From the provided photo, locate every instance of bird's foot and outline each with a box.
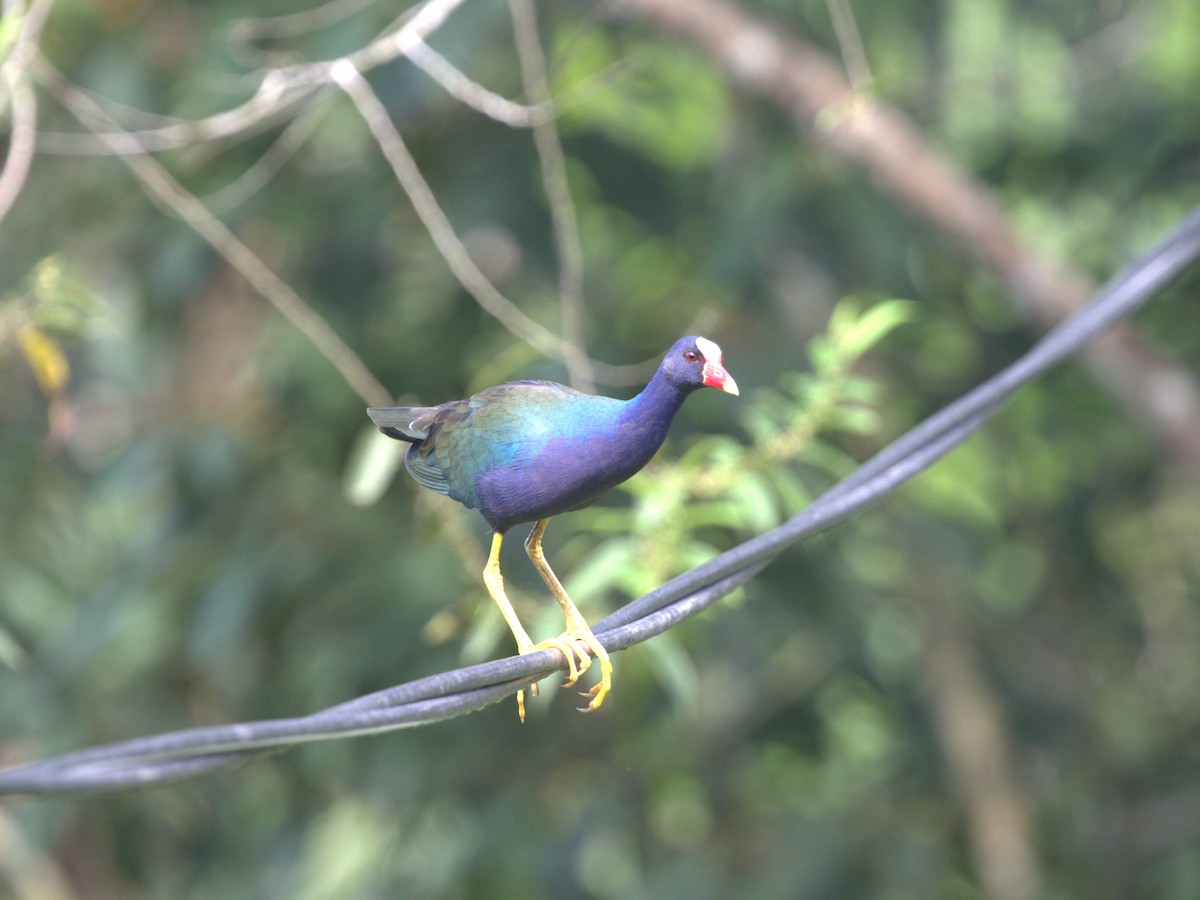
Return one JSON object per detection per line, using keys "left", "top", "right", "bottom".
{"left": 530, "top": 633, "right": 588, "bottom": 685}
{"left": 515, "top": 626, "right": 611, "bottom": 718}
{"left": 551, "top": 623, "right": 611, "bottom": 713}
{"left": 578, "top": 678, "right": 609, "bottom": 712}
{"left": 515, "top": 634, "right": 585, "bottom": 723}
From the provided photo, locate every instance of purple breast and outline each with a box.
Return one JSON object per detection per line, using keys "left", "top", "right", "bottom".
{"left": 474, "top": 432, "right": 652, "bottom": 533}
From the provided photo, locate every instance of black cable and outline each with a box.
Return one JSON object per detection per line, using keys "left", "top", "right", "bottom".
{"left": 0, "top": 564, "right": 765, "bottom": 794}
{"left": 3, "top": 203, "right": 1199, "bottom": 796}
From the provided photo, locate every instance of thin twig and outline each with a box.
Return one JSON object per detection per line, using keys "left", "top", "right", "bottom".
{"left": 201, "top": 97, "right": 331, "bottom": 215}
{"left": 225, "top": 0, "right": 544, "bottom": 128}
{"left": 0, "top": 0, "right": 56, "bottom": 224}
{"left": 0, "top": 80, "right": 35, "bottom": 225}
{"left": 508, "top": 0, "right": 594, "bottom": 392}
{"left": 824, "top": 0, "right": 872, "bottom": 93}
{"left": 407, "top": 37, "right": 548, "bottom": 127}
{"left": 616, "top": 0, "right": 1200, "bottom": 479}
{"left": 331, "top": 62, "right": 569, "bottom": 359}
{"left": 34, "top": 78, "right": 197, "bottom": 136}
{"left": 37, "top": 60, "right": 316, "bottom": 155}
{"left": 31, "top": 4, "right": 626, "bottom": 165}
{"left": 26, "top": 0, "right": 686, "bottom": 389}
{"left": 228, "top": 0, "right": 381, "bottom": 45}
{"left": 35, "top": 56, "right": 393, "bottom": 409}
{"left": 36, "top": 0, "right": 472, "bottom": 156}
{"left": 332, "top": 61, "right": 640, "bottom": 385}
{"left": 0, "top": 0, "right": 55, "bottom": 76}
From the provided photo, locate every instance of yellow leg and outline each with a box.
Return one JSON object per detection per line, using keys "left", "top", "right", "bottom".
{"left": 525, "top": 518, "right": 613, "bottom": 712}
{"left": 483, "top": 532, "right": 581, "bottom": 721}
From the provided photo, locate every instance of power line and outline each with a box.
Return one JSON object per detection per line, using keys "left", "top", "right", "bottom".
{"left": 4, "top": 202, "right": 1200, "bottom": 796}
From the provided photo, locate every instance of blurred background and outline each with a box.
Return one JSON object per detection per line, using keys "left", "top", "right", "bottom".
{"left": 2, "top": 0, "right": 1200, "bottom": 896}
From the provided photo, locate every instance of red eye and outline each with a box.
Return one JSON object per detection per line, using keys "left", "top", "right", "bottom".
{"left": 684, "top": 350, "right": 699, "bottom": 363}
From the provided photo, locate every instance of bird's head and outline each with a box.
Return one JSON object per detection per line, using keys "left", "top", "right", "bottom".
{"left": 664, "top": 336, "right": 739, "bottom": 396}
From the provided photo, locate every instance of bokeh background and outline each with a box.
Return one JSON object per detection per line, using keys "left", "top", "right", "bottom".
{"left": 3, "top": 0, "right": 1200, "bottom": 896}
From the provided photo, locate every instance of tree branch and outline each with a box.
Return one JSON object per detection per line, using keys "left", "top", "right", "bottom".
{"left": 331, "top": 61, "right": 646, "bottom": 386}
{"left": 35, "top": 56, "right": 394, "bottom": 409}
{"left": 0, "top": 79, "right": 35, "bottom": 225}
{"left": 509, "top": 0, "right": 594, "bottom": 391}
{"left": 614, "top": 0, "right": 1200, "bottom": 478}
{"left": 920, "top": 577, "right": 1042, "bottom": 900}
{"left": 0, "top": 0, "right": 55, "bottom": 225}
{"left": 36, "top": 0, "right": 472, "bottom": 156}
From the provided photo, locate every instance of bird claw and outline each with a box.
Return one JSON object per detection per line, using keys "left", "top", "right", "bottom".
{"left": 576, "top": 679, "right": 609, "bottom": 713}
{"left": 560, "top": 638, "right": 596, "bottom": 688}
{"left": 529, "top": 635, "right": 589, "bottom": 685}
{"left": 515, "top": 635, "right": 587, "bottom": 720}
{"left": 517, "top": 681, "right": 538, "bottom": 722}
{"left": 517, "top": 627, "right": 611, "bottom": 716}
{"left": 561, "top": 627, "right": 611, "bottom": 713}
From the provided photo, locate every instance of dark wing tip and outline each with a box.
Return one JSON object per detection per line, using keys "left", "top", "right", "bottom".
{"left": 367, "top": 407, "right": 428, "bottom": 443}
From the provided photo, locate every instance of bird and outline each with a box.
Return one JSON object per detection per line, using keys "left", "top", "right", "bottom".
{"left": 367, "top": 336, "right": 738, "bottom": 719}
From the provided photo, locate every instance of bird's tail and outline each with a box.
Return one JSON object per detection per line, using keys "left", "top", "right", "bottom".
{"left": 367, "top": 407, "right": 431, "bottom": 443}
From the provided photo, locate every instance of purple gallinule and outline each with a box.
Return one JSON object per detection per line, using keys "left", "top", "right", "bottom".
{"left": 368, "top": 336, "right": 738, "bottom": 718}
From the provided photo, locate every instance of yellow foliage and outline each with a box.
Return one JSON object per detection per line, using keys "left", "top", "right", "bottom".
{"left": 18, "top": 325, "right": 69, "bottom": 396}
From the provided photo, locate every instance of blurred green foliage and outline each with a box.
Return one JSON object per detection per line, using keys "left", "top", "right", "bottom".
{"left": 568, "top": 298, "right": 911, "bottom": 606}
{"left": 2, "top": 0, "right": 1200, "bottom": 898}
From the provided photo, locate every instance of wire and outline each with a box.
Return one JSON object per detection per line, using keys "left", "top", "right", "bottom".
{"left": 4, "top": 202, "right": 1200, "bottom": 796}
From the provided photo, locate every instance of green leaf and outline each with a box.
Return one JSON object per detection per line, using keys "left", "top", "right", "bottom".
{"left": 764, "top": 465, "right": 812, "bottom": 514}
{"left": 555, "top": 32, "right": 731, "bottom": 170}
{"left": 678, "top": 434, "right": 740, "bottom": 467}
{"left": 832, "top": 298, "right": 915, "bottom": 361}
{"left": 0, "top": 622, "right": 27, "bottom": 671}
{"left": 831, "top": 405, "right": 881, "bottom": 435}
{"left": 343, "top": 427, "right": 405, "bottom": 507}
{"left": 6, "top": 256, "right": 116, "bottom": 337}
{"left": 801, "top": 441, "right": 859, "bottom": 480}
{"left": 900, "top": 439, "right": 1003, "bottom": 531}
{"left": 730, "top": 472, "right": 779, "bottom": 532}
{"left": 565, "top": 537, "right": 637, "bottom": 603}
{"left": 742, "top": 404, "right": 782, "bottom": 444}
{"left": 679, "top": 538, "right": 722, "bottom": 570}
{"left": 643, "top": 633, "right": 699, "bottom": 714}
{"left": 806, "top": 334, "right": 838, "bottom": 376}
{"left": 839, "top": 374, "right": 883, "bottom": 404}
{"left": 684, "top": 500, "right": 749, "bottom": 530}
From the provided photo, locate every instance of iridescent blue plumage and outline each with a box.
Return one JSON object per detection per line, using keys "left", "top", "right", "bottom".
{"left": 369, "top": 336, "right": 739, "bottom": 533}
{"left": 367, "top": 335, "right": 737, "bottom": 718}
